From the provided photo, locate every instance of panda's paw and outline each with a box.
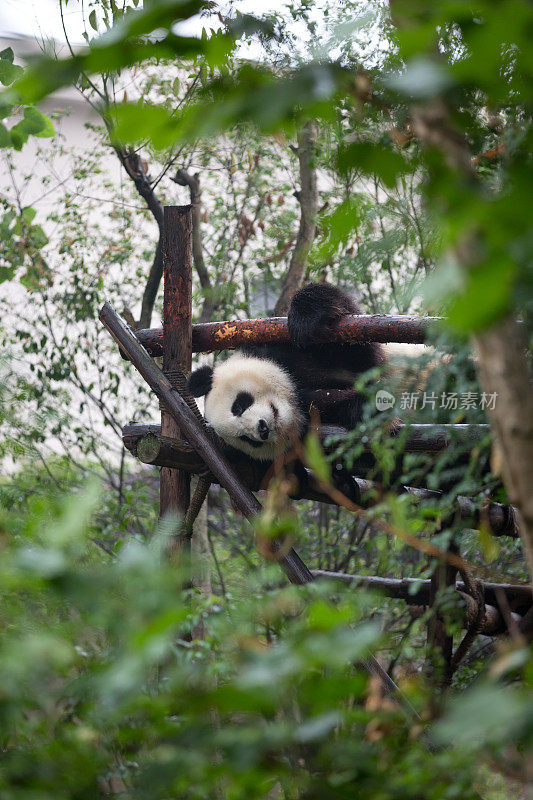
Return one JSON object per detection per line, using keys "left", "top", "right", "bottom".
{"left": 288, "top": 309, "right": 325, "bottom": 348}
{"left": 333, "top": 465, "right": 361, "bottom": 505}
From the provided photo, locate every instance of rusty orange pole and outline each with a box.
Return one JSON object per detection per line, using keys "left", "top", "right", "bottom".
{"left": 136, "top": 313, "right": 440, "bottom": 355}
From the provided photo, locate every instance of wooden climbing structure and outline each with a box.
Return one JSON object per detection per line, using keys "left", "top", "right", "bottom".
{"left": 99, "top": 204, "right": 532, "bottom": 691}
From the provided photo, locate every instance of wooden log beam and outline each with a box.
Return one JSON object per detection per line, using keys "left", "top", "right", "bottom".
{"left": 407, "top": 596, "right": 521, "bottom": 637}
{"left": 99, "top": 302, "right": 313, "bottom": 586}
{"left": 121, "top": 424, "right": 516, "bottom": 538}
{"left": 136, "top": 313, "right": 441, "bottom": 356}
{"left": 124, "top": 421, "right": 490, "bottom": 456}
{"left": 311, "top": 570, "right": 532, "bottom": 617}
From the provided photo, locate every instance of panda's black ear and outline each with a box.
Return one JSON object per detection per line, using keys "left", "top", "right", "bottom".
{"left": 188, "top": 365, "right": 213, "bottom": 397}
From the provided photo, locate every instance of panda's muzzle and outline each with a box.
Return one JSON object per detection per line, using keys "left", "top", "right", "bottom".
{"left": 238, "top": 420, "right": 271, "bottom": 448}
{"left": 239, "top": 434, "right": 265, "bottom": 448}
{"left": 257, "top": 419, "right": 270, "bottom": 440}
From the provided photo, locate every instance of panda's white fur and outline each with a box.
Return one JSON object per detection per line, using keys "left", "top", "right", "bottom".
{"left": 204, "top": 353, "right": 304, "bottom": 461}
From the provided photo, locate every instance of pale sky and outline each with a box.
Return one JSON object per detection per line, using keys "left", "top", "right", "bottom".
{"left": 0, "top": 0, "right": 287, "bottom": 44}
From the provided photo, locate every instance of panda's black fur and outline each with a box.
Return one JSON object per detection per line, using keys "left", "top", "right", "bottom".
{"left": 188, "top": 283, "right": 384, "bottom": 461}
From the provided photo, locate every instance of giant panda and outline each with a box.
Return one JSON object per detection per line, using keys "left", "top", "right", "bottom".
{"left": 188, "top": 283, "right": 385, "bottom": 463}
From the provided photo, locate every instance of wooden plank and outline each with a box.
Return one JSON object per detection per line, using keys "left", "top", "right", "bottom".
{"left": 122, "top": 424, "right": 517, "bottom": 537}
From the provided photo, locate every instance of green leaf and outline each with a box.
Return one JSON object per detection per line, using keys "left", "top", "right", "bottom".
{"left": 337, "top": 141, "right": 409, "bottom": 187}
{"left": 434, "top": 683, "right": 527, "bottom": 750}
{"left": 12, "top": 33, "right": 203, "bottom": 105}
{"left": 0, "top": 47, "right": 14, "bottom": 63}
{"left": 0, "top": 59, "right": 23, "bottom": 87}
{"left": 89, "top": 9, "right": 98, "bottom": 31}
{"left": 9, "top": 106, "right": 54, "bottom": 149}
{"left": 94, "top": 0, "right": 204, "bottom": 45}
{"left": 0, "top": 99, "right": 13, "bottom": 119}
{"left": 29, "top": 224, "right": 48, "bottom": 248}
{"left": 316, "top": 198, "right": 361, "bottom": 260}
{"left": 478, "top": 524, "right": 499, "bottom": 562}
{"left": 33, "top": 110, "right": 55, "bottom": 138}
{"left": 21, "top": 206, "right": 36, "bottom": 224}
{"left": 112, "top": 102, "right": 176, "bottom": 148}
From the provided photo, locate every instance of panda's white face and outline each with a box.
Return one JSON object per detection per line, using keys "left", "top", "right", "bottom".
{"left": 204, "top": 354, "right": 304, "bottom": 461}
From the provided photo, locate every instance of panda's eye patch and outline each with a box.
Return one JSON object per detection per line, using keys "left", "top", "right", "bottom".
{"left": 270, "top": 403, "right": 279, "bottom": 420}
{"left": 231, "top": 391, "right": 254, "bottom": 416}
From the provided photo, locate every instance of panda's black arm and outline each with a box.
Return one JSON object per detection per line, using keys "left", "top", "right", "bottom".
{"left": 287, "top": 283, "right": 359, "bottom": 348}
{"left": 287, "top": 283, "right": 385, "bottom": 369}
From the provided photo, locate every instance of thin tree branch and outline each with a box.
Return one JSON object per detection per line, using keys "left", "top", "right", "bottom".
{"left": 172, "top": 169, "right": 217, "bottom": 322}
{"left": 115, "top": 149, "right": 164, "bottom": 329}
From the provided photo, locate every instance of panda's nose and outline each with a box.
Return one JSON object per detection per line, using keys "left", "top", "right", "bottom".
{"left": 257, "top": 419, "right": 270, "bottom": 440}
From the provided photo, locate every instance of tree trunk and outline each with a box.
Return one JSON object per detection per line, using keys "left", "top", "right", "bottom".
{"left": 274, "top": 121, "right": 318, "bottom": 313}
{"left": 473, "top": 315, "right": 533, "bottom": 580}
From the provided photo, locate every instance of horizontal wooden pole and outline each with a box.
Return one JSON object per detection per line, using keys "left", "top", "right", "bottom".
{"left": 136, "top": 313, "right": 441, "bottom": 355}
{"left": 122, "top": 423, "right": 515, "bottom": 538}
{"left": 406, "top": 597, "right": 520, "bottom": 637}
{"left": 100, "top": 302, "right": 313, "bottom": 585}
{"left": 124, "top": 421, "right": 490, "bottom": 457}
{"left": 311, "top": 570, "right": 532, "bottom": 617}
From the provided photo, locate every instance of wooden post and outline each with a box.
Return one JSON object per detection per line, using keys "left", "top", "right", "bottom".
{"left": 160, "top": 206, "right": 193, "bottom": 553}
{"left": 426, "top": 537, "right": 458, "bottom": 688}
{"left": 427, "top": 563, "right": 456, "bottom": 679}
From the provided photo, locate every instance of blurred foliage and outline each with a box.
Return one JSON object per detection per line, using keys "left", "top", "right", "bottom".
{"left": 5, "top": 0, "right": 533, "bottom": 331}
{"left": 0, "top": 485, "right": 530, "bottom": 799}
{"left": 0, "top": 0, "right": 532, "bottom": 796}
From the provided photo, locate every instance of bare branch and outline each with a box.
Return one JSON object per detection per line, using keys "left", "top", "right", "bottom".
{"left": 115, "top": 149, "right": 164, "bottom": 329}
{"left": 172, "top": 169, "right": 217, "bottom": 322}
{"left": 274, "top": 120, "right": 319, "bottom": 314}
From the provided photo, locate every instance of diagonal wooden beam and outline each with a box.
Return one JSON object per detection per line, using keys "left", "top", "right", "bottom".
{"left": 99, "top": 301, "right": 313, "bottom": 586}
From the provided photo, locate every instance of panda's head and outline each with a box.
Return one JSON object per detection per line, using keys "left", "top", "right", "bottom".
{"left": 188, "top": 353, "right": 304, "bottom": 461}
